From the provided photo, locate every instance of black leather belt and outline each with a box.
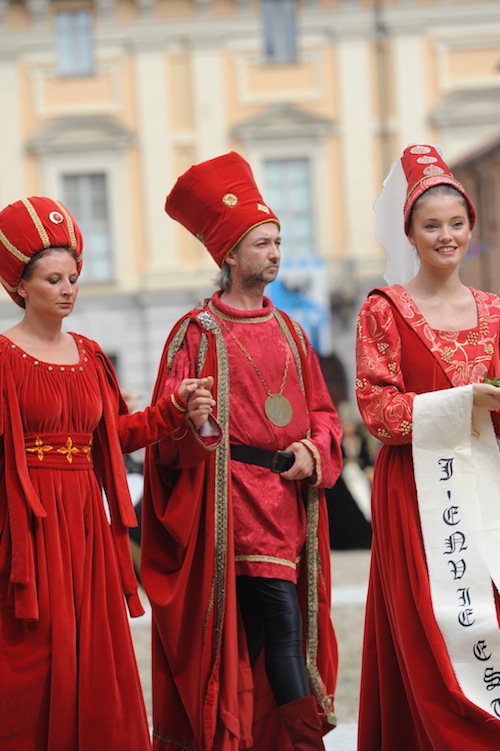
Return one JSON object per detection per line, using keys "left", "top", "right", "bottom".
{"left": 230, "top": 444, "right": 295, "bottom": 473}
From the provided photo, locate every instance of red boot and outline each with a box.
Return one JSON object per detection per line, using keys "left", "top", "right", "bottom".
{"left": 278, "top": 695, "right": 325, "bottom": 750}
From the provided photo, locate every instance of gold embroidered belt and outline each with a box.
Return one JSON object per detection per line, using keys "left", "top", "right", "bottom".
{"left": 25, "top": 433, "right": 93, "bottom": 469}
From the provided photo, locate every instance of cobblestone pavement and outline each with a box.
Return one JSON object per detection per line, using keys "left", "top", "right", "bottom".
{"left": 130, "top": 549, "right": 371, "bottom": 749}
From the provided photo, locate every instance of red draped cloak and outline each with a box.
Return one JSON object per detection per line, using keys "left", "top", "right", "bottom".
{"left": 141, "top": 293, "right": 342, "bottom": 751}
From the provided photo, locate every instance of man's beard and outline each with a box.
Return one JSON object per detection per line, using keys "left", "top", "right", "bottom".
{"left": 239, "top": 265, "right": 279, "bottom": 291}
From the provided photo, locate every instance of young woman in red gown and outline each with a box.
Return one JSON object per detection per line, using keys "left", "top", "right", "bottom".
{"left": 356, "top": 145, "right": 500, "bottom": 750}
{"left": 0, "top": 196, "right": 215, "bottom": 751}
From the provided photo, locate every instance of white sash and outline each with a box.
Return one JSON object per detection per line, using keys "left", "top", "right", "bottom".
{"left": 413, "top": 386, "right": 500, "bottom": 719}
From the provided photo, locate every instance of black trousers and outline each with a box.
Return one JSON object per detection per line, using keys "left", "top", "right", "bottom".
{"left": 236, "top": 575, "right": 310, "bottom": 706}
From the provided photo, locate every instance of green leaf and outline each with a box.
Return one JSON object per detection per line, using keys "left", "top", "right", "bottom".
{"left": 483, "top": 372, "right": 500, "bottom": 387}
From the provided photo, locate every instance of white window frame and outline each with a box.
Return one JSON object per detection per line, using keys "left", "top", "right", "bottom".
{"left": 56, "top": 8, "right": 94, "bottom": 77}
{"left": 261, "top": 0, "right": 298, "bottom": 65}
{"left": 262, "top": 156, "right": 315, "bottom": 261}
{"left": 41, "top": 150, "right": 134, "bottom": 292}
{"left": 62, "top": 172, "right": 114, "bottom": 285}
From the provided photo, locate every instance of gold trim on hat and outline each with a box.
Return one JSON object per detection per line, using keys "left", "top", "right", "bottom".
{"left": 54, "top": 200, "right": 80, "bottom": 257}
{"left": 221, "top": 218, "right": 281, "bottom": 265}
{"left": 0, "top": 229, "right": 31, "bottom": 265}
{"left": 22, "top": 198, "right": 51, "bottom": 249}
{"left": 0, "top": 273, "right": 17, "bottom": 292}
{"left": 404, "top": 173, "right": 464, "bottom": 208}
{"left": 222, "top": 193, "right": 238, "bottom": 207}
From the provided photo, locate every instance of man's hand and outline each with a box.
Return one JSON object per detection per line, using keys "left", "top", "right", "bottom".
{"left": 184, "top": 376, "right": 216, "bottom": 430}
{"left": 279, "top": 441, "right": 314, "bottom": 481}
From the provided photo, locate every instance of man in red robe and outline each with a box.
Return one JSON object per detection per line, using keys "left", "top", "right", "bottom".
{"left": 141, "top": 152, "right": 343, "bottom": 751}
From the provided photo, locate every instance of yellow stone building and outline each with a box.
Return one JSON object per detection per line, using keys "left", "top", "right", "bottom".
{"left": 0, "top": 0, "right": 498, "bottom": 401}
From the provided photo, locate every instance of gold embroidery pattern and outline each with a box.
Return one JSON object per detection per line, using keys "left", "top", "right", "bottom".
{"left": 440, "top": 346, "right": 454, "bottom": 364}
{"left": 300, "top": 438, "right": 322, "bottom": 487}
{"left": 26, "top": 436, "right": 93, "bottom": 463}
{"left": 26, "top": 437, "right": 54, "bottom": 461}
{"left": 404, "top": 174, "right": 464, "bottom": 206}
{"left": 210, "top": 328, "right": 230, "bottom": 652}
{"left": 167, "top": 317, "right": 191, "bottom": 374}
{"left": 401, "top": 420, "right": 412, "bottom": 436}
{"left": 305, "top": 485, "right": 336, "bottom": 725}
{"left": 197, "top": 333, "right": 209, "bottom": 377}
{"left": 208, "top": 299, "right": 274, "bottom": 324}
{"left": 57, "top": 437, "right": 80, "bottom": 464}
{"left": 235, "top": 554, "right": 297, "bottom": 570}
{"left": 81, "top": 438, "right": 93, "bottom": 461}
{"left": 222, "top": 193, "right": 238, "bottom": 207}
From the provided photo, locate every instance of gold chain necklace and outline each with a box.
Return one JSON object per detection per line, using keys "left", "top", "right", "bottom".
{"left": 217, "top": 315, "right": 293, "bottom": 427}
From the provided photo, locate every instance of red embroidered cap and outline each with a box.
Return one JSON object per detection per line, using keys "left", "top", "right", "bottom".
{"left": 402, "top": 144, "right": 476, "bottom": 234}
{"left": 0, "top": 196, "right": 83, "bottom": 307}
{"left": 165, "top": 151, "right": 280, "bottom": 267}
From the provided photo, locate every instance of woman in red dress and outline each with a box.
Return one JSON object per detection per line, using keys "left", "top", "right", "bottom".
{"left": 0, "top": 197, "right": 215, "bottom": 750}
{"left": 356, "top": 145, "right": 500, "bottom": 749}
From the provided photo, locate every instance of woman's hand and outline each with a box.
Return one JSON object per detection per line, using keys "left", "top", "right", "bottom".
{"left": 473, "top": 382, "right": 500, "bottom": 411}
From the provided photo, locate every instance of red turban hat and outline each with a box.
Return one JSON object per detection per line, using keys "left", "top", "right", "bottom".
{"left": 0, "top": 196, "right": 83, "bottom": 307}
{"left": 165, "top": 151, "right": 280, "bottom": 267}
{"left": 402, "top": 144, "right": 476, "bottom": 234}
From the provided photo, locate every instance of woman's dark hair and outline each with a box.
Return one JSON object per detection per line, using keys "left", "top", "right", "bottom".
{"left": 21, "top": 246, "right": 79, "bottom": 281}
{"left": 408, "top": 184, "right": 472, "bottom": 231}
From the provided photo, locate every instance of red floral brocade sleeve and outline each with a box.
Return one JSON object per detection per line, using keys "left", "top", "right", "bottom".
{"left": 355, "top": 294, "right": 415, "bottom": 446}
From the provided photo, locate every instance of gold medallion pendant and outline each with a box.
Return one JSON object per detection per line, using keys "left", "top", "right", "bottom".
{"left": 215, "top": 309, "right": 293, "bottom": 427}
{"left": 264, "top": 394, "right": 293, "bottom": 427}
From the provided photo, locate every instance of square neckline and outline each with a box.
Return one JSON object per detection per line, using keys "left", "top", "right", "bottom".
{"left": 396, "top": 284, "right": 481, "bottom": 335}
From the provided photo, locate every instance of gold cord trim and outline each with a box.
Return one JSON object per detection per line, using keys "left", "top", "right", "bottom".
{"left": 22, "top": 198, "right": 50, "bottom": 249}
{"left": 55, "top": 199, "right": 78, "bottom": 254}
{"left": 171, "top": 392, "right": 187, "bottom": 413}
{"left": 404, "top": 174, "right": 465, "bottom": 207}
{"left": 166, "top": 317, "right": 191, "bottom": 374}
{"left": 0, "top": 272, "right": 18, "bottom": 292}
{"left": 0, "top": 229, "right": 31, "bottom": 265}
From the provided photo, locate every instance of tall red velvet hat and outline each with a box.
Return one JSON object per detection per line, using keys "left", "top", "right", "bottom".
{"left": 402, "top": 144, "right": 476, "bottom": 234}
{"left": 0, "top": 196, "right": 83, "bottom": 307}
{"left": 165, "top": 151, "right": 280, "bottom": 267}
